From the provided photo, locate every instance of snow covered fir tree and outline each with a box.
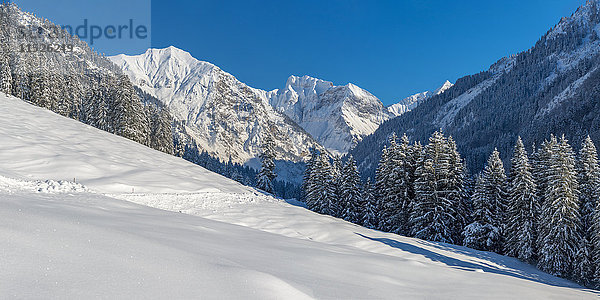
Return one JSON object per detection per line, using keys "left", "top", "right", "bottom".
{"left": 302, "top": 130, "right": 600, "bottom": 288}
{"left": 256, "top": 133, "right": 277, "bottom": 194}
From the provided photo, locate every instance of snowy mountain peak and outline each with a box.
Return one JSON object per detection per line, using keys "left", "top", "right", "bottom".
{"left": 388, "top": 80, "right": 453, "bottom": 117}
{"left": 283, "top": 75, "right": 334, "bottom": 100}
{"left": 269, "top": 75, "right": 390, "bottom": 154}
{"left": 434, "top": 80, "right": 454, "bottom": 95}
{"left": 109, "top": 50, "right": 322, "bottom": 164}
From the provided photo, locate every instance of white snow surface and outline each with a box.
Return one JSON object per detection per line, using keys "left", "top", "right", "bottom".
{"left": 0, "top": 95, "right": 250, "bottom": 194}
{"left": 0, "top": 95, "right": 597, "bottom": 299}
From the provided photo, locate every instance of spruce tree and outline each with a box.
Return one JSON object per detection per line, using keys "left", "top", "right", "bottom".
{"left": 362, "top": 179, "right": 378, "bottom": 229}
{"left": 0, "top": 51, "right": 11, "bottom": 95}
{"left": 447, "top": 136, "right": 468, "bottom": 242}
{"left": 256, "top": 133, "right": 276, "bottom": 194}
{"left": 505, "top": 137, "right": 539, "bottom": 263}
{"left": 340, "top": 155, "right": 363, "bottom": 223}
{"left": 302, "top": 148, "right": 319, "bottom": 203}
{"left": 375, "top": 144, "right": 392, "bottom": 231}
{"left": 394, "top": 134, "right": 414, "bottom": 235}
{"left": 575, "top": 136, "right": 600, "bottom": 285}
{"left": 331, "top": 155, "right": 344, "bottom": 218}
{"left": 309, "top": 154, "right": 338, "bottom": 215}
{"left": 463, "top": 149, "right": 507, "bottom": 253}
{"left": 111, "top": 75, "right": 150, "bottom": 145}
{"left": 537, "top": 136, "right": 581, "bottom": 278}
{"left": 411, "top": 131, "right": 458, "bottom": 243}
{"left": 149, "top": 106, "right": 174, "bottom": 154}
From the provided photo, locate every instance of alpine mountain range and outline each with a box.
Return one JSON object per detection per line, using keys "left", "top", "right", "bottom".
{"left": 109, "top": 48, "right": 451, "bottom": 162}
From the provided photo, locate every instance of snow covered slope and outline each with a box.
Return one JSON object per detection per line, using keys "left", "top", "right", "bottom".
{"left": 268, "top": 75, "right": 392, "bottom": 154}
{"left": 0, "top": 94, "right": 596, "bottom": 298}
{"left": 109, "top": 47, "right": 322, "bottom": 163}
{"left": 0, "top": 95, "right": 250, "bottom": 194}
{"left": 387, "top": 80, "right": 453, "bottom": 117}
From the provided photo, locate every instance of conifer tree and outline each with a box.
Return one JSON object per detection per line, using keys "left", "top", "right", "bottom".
{"left": 537, "top": 136, "right": 581, "bottom": 278}
{"left": 411, "top": 131, "right": 459, "bottom": 243}
{"left": 331, "top": 155, "right": 344, "bottom": 218}
{"left": 149, "top": 106, "right": 174, "bottom": 154}
{"left": 256, "top": 133, "right": 276, "bottom": 194}
{"left": 394, "top": 134, "right": 414, "bottom": 235}
{"left": 375, "top": 144, "right": 392, "bottom": 231}
{"left": 308, "top": 154, "right": 338, "bottom": 215}
{"left": 0, "top": 51, "right": 11, "bottom": 95}
{"left": 340, "top": 155, "right": 363, "bottom": 223}
{"left": 302, "top": 148, "right": 319, "bottom": 203}
{"left": 505, "top": 137, "right": 539, "bottom": 263}
{"left": 447, "top": 136, "right": 468, "bottom": 242}
{"left": 463, "top": 149, "right": 507, "bottom": 253}
{"left": 575, "top": 136, "right": 600, "bottom": 285}
{"left": 362, "top": 179, "right": 378, "bottom": 228}
{"left": 111, "top": 75, "right": 150, "bottom": 145}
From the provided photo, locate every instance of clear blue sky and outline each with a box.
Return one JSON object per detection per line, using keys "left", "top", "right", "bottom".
{"left": 18, "top": 0, "right": 585, "bottom": 105}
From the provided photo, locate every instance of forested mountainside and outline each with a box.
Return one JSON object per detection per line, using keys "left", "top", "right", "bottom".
{"left": 0, "top": 3, "right": 173, "bottom": 153}
{"left": 351, "top": 0, "right": 600, "bottom": 176}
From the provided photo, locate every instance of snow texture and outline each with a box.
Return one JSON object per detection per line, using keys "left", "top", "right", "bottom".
{"left": 0, "top": 94, "right": 597, "bottom": 298}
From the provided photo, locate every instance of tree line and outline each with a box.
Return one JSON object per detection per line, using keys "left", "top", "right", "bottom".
{"left": 303, "top": 130, "right": 600, "bottom": 288}
{"left": 0, "top": 2, "right": 173, "bottom": 154}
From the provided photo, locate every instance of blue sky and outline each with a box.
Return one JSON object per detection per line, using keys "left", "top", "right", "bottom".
{"left": 17, "top": 0, "right": 584, "bottom": 105}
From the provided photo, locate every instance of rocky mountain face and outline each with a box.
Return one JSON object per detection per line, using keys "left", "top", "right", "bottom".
{"left": 387, "top": 80, "right": 453, "bottom": 117}
{"left": 267, "top": 75, "right": 392, "bottom": 154}
{"left": 351, "top": 0, "right": 600, "bottom": 176}
{"left": 110, "top": 47, "right": 323, "bottom": 163}
{"left": 111, "top": 48, "right": 400, "bottom": 161}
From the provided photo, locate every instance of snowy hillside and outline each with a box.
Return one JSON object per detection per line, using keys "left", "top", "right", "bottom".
{"left": 0, "top": 95, "right": 597, "bottom": 298}
{"left": 109, "top": 47, "right": 322, "bottom": 164}
{"left": 387, "top": 80, "right": 453, "bottom": 117}
{"left": 0, "top": 95, "right": 248, "bottom": 194}
{"left": 268, "top": 75, "right": 392, "bottom": 154}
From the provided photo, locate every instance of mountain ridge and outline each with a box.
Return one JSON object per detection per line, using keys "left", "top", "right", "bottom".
{"left": 350, "top": 0, "right": 600, "bottom": 176}
{"left": 110, "top": 47, "right": 324, "bottom": 164}
{"left": 110, "top": 48, "right": 405, "bottom": 157}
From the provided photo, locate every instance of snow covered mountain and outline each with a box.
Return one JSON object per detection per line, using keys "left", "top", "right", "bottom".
{"left": 387, "top": 80, "right": 453, "bottom": 117}
{"left": 111, "top": 49, "right": 394, "bottom": 157}
{"left": 268, "top": 75, "right": 392, "bottom": 154}
{"left": 109, "top": 47, "right": 322, "bottom": 163}
{"left": 351, "top": 0, "right": 600, "bottom": 174}
{"left": 0, "top": 94, "right": 594, "bottom": 299}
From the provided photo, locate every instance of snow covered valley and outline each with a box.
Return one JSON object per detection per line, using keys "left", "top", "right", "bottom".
{"left": 0, "top": 95, "right": 597, "bottom": 298}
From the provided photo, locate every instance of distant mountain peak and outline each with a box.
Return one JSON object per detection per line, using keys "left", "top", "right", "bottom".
{"left": 388, "top": 80, "right": 453, "bottom": 117}
{"left": 109, "top": 50, "right": 322, "bottom": 164}
{"left": 270, "top": 74, "right": 390, "bottom": 154}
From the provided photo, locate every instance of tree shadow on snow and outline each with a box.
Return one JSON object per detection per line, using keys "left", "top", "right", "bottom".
{"left": 355, "top": 232, "right": 599, "bottom": 294}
